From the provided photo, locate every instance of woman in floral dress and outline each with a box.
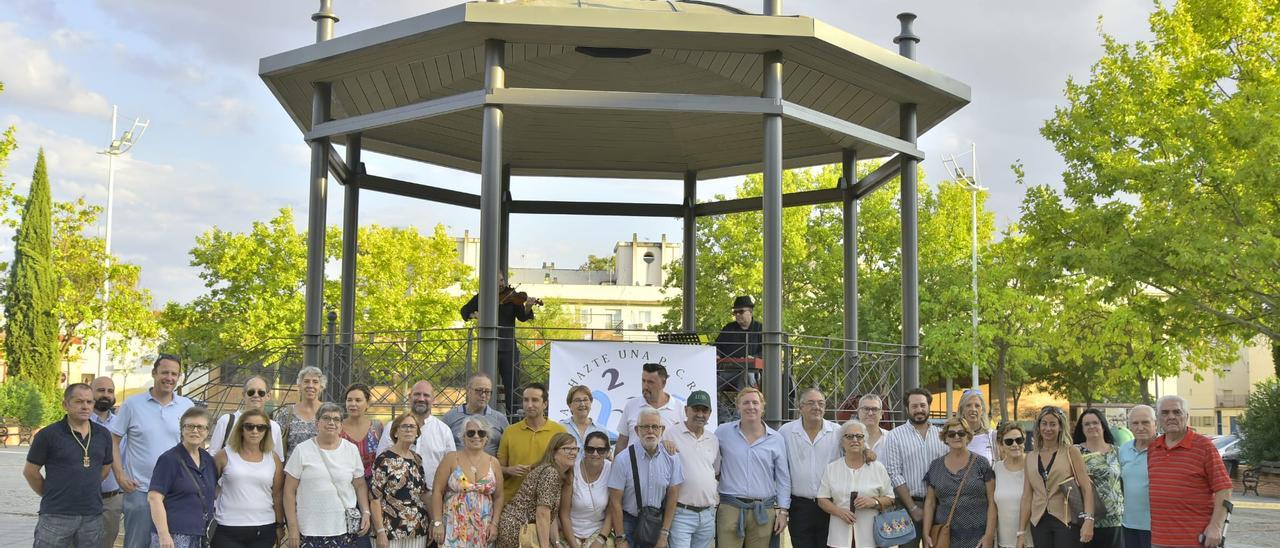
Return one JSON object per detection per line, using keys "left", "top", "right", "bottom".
{"left": 1072, "top": 408, "right": 1125, "bottom": 548}
{"left": 370, "top": 415, "right": 429, "bottom": 548}
{"left": 431, "top": 416, "right": 503, "bottom": 547}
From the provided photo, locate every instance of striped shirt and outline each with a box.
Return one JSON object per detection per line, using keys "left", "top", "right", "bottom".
{"left": 881, "top": 422, "right": 947, "bottom": 499}
{"left": 1148, "top": 430, "right": 1231, "bottom": 546}
{"left": 778, "top": 419, "right": 843, "bottom": 499}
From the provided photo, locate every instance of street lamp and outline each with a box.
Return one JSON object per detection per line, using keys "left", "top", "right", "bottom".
{"left": 96, "top": 105, "right": 149, "bottom": 376}
{"left": 944, "top": 143, "right": 985, "bottom": 391}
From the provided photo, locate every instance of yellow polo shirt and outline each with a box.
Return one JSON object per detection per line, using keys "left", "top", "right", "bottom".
{"left": 498, "top": 418, "right": 567, "bottom": 501}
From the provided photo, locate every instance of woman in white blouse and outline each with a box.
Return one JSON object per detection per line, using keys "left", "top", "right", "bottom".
{"left": 209, "top": 376, "right": 284, "bottom": 460}
{"left": 283, "top": 403, "right": 372, "bottom": 548}
{"left": 818, "top": 420, "right": 896, "bottom": 548}
{"left": 213, "top": 408, "right": 285, "bottom": 548}
{"left": 560, "top": 431, "right": 615, "bottom": 547}
{"left": 993, "top": 422, "right": 1031, "bottom": 548}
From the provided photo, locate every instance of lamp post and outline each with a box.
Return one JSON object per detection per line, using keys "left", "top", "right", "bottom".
{"left": 945, "top": 143, "right": 985, "bottom": 391}
{"left": 95, "top": 105, "right": 149, "bottom": 376}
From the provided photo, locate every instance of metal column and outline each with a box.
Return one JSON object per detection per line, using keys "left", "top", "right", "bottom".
{"left": 895, "top": 13, "right": 921, "bottom": 391}
{"left": 338, "top": 133, "right": 361, "bottom": 390}
{"left": 762, "top": 48, "right": 785, "bottom": 424}
{"left": 303, "top": 0, "right": 337, "bottom": 370}
{"left": 478, "top": 38, "right": 506, "bottom": 399}
{"left": 840, "top": 149, "right": 859, "bottom": 395}
{"left": 682, "top": 171, "right": 697, "bottom": 332}
{"left": 500, "top": 165, "right": 512, "bottom": 277}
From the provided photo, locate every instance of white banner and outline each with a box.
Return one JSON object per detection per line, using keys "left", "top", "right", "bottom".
{"left": 549, "top": 341, "right": 718, "bottom": 437}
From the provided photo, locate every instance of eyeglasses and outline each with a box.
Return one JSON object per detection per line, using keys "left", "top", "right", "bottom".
{"left": 945, "top": 430, "right": 969, "bottom": 439}
{"left": 472, "top": 388, "right": 493, "bottom": 396}
{"left": 636, "top": 424, "right": 665, "bottom": 431}
{"left": 242, "top": 423, "right": 270, "bottom": 433}
{"left": 558, "top": 446, "right": 580, "bottom": 453}
{"left": 962, "top": 389, "right": 984, "bottom": 397}
{"left": 732, "top": 309, "right": 751, "bottom": 314}
{"left": 465, "top": 429, "right": 488, "bottom": 438}
{"left": 183, "top": 424, "right": 208, "bottom": 432}
{"left": 858, "top": 406, "right": 882, "bottom": 413}
{"left": 584, "top": 446, "right": 609, "bottom": 455}
{"left": 571, "top": 398, "right": 593, "bottom": 405}
{"left": 843, "top": 433, "right": 866, "bottom": 441}
{"left": 397, "top": 424, "right": 419, "bottom": 431}
{"left": 318, "top": 416, "right": 342, "bottom": 424}
{"left": 245, "top": 389, "right": 268, "bottom": 397}
{"left": 1002, "top": 437, "right": 1025, "bottom": 446}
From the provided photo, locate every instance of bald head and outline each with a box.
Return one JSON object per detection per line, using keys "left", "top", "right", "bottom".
{"left": 410, "top": 380, "right": 435, "bottom": 417}
{"left": 91, "top": 376, "right": 116, "bottom": 413}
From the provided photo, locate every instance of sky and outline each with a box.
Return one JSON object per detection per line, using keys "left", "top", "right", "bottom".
{"left": 0, "top": 0, "right": 1157, "bottom": 307}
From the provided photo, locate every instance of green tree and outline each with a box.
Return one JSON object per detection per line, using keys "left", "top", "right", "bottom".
{"left": 977, "top": 230, "right": 1050, "bottom": 421}
{"left": 1030, "top": 0, "right": 1280, "bottom": 341}
{"left": 1239, "top": 376, "right": 1280, "bottom": 464}
{"left": 4, "top": 150, "right": 59, "bottom": 393}
{"left": 578, "top": 254, "right": 615, "bottom": 272}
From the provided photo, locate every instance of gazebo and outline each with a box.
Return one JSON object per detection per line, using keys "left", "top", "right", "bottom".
{"left": 259, "top": 0, "right": 970, "bottom": 422}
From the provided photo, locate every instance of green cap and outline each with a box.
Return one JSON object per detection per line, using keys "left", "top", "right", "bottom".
{"left": 686, "top": 390, "right": 712, "bottom": 409}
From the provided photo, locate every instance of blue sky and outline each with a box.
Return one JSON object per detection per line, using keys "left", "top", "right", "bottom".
{"left": 0, "top": 0, "right": 1153, "bottom": 306}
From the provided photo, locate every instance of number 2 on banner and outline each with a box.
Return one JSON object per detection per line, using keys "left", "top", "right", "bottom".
{"left": 601, "top": 368, "right": 624, "bottom": 390}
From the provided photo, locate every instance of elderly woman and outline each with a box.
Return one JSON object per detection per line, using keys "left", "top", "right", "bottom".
{"left": 993, "top": 422, "right": 1030, "bottom": 548}
{"left": 1117, "top": 405, "right": 1154, "bottom": 548}
{"left": 211, "top": 376, "right": 285, "bottom": 460}
{"left": 431, "top": 416, "right": 503, "bottom": 547}
{"left": 370, "top": 415, "right": 429, "bottom": 548}
{"left": 558, "top": 385, "right": 609, "bottom": 455}
{"left": 561, "top": 431, "right": 615, "bottom": 548}
{"left": 495, "top": 432, "right": 578, "bottom": 548}
{"left": 148, "top": 407, "right": 217, "bottom": 548}
{"left": 340, "top": 383, "right": 384, "bottom": 481}
{"left": 958, "top": 389, "right": 996, "bottom": 462}
{"left": 816, "top": 420, "right": 895, "bottom": 548}
{"left": 274, "top": 366, "right": 328, "bottom": 460}
{"left": 283, "top": 403, "right": 371, "bottom": 548}
{"left": 923, "top": 417, "right": 996, "bottom": 548}
{"left": 213, "top": 409, "right": 285, "bottom": 548}
{"left": 1018, "top": 406, "right": 1094, "bottom": 548}
{"left": 1072, "top": 409, "right": 1123, "bottom": 548}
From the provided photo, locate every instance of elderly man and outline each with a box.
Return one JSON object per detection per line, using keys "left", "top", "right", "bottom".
{"left": 1118, "top": 404, "right": 1155, "bottom": 548}
{"left": 778, "top": 388, "right": 841, "bottom": 548}
{"left": 108, "top": 354, "right": 195, "bottom": 548}
{"left": 662, "top": 390, "right": 719, "bottom": 548}
{"left": 880, "top": 387, "right": 946, "bottom": 548}
{"left": 443, "top": 373, "right": 509, "bottom": 456}
{"left": 24, "top": 384, "right": 114, "bottom": 548}
{"left": 715, "top": 388, "right": 790, "bottom": 548}
{"left": 609, "top": 409, "right": 684, "bottom": 548}
{"left": 498, "top": 382, "right": 566, "bottom": 502}
{"left": 617, "top": 363, "right": 686, "bottom": 454}
{"left": 89, "top": 376, "right": 124, "bottom": 548}
{"left": 857, "top": 393, "right": 887, "bottom": 452}
{"left": 377, "top": 380, "right": 456, "bottom": 490}
{"left": 1148, "top": 395, "right": 1231, "bottom": 548}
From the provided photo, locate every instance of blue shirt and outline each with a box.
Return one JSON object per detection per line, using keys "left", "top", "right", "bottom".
{"left": 149, "top": 444, "right": 217, "bottom": 536}
{"left": 108, "top": 391, "right": 194, "bottom": 490}
{"left": 1117, "top": 440, "right": 1150, "bottom": 530}
{"left": 607, "top": 444, "right": 684, "bottom": 516}
{"left": 26, "top": 418, "right": 114, "bottom": 516}
{"left": 715, "top": 421, "right": 792, "bottom": 509}
{"left": 559, "top": 417, "right": 609, "bottom": 461}
{"left": 91, "top": 411, "right": 121, "bottom": 493}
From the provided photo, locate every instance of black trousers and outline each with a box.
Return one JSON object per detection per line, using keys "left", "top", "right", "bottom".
{"left": 1121, "top": 527, "right": 1149, "bottom": 548}
{"left": 787, "top": 497, "right": 829, "bottom": 548}
{"left": 498, "top": 349, "right": 521, "bottom": 415}
{"left": 1031, "top": 515, "right": 1083, "bottom": 548}
{"left": 1085, "top": 526, "right": 1123, "bottom": 548}
{"left": 211, "top": 524, "right": 276, "bottom": 548}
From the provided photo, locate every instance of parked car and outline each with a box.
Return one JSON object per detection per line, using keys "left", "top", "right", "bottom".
{"left": 1214, "top": 434, "right": 1243, "bottom": 476}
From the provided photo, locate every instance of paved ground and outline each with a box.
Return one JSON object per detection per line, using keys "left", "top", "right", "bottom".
{"left": 2, "top": 447, "right": 1277, "bottom": 546}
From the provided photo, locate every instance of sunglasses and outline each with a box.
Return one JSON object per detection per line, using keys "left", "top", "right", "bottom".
{"left": 245, "top": 389, "right": 268, "bottom": 397}
{"left": 843, "top": 433, "right": 866, "bottom": 441}
{"left": 732, "top": 309, "right": 751, "bottom": 314}
{"left": 1002, "top": 437, "right": 1025, "bottom": 446}
{"left": 584, "top": 446, "right": 609, "bottom": 455}
{"left": 465, "top": 429, "right": 488, "bottom": 438}
{"left": 945, "top": 430, "right": 968, "bottom": 439}
{"left": 242, "top": 423, "right": 270, "bottom": 433}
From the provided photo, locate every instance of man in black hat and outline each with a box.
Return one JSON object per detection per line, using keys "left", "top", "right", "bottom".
{"left": 714, "top": 295, "right": 763, "bottom": 358}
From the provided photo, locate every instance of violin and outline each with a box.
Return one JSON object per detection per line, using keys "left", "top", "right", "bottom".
{"left": 499, "top": 285, "right": 543, "bottom": 307}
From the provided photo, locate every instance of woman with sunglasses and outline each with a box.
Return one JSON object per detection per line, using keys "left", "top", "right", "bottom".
{"left": 432, "top": 416, "right": 504, "bottom": 547}
{"left": 562, "top": 431, "right": 615, "bottom": 548}
{"left": 1071, "top": 409, "right": 1123, "bottom": 548}
{"left": 816, "top": 420, "right": 895, "bottom": 548}
{"left": 495, "top": 432, "right": 578, "bottom": 548}
{"left": 213, "top": 409, "right": 285, "bottom": 548}
{"left": 1018, "top": 406, "right": 1094, "bottom": 548}
{"left": 370, "top": 415, "right": 429, "bottom": 548}
{"left": 993, "top": 422, "right": 1029, "bottom": 548}
{"left": 211, "top": 376, "right": 284, "bottom": 460}
{"left": 922, "top": 417, "right": 996, "bottom": 548}
{"left": 283, "top": 403, "right": 371, "bottom": 548}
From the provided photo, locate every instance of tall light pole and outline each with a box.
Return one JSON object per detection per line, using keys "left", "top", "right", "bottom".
{"left": 96, "top": 105, "right": 149, "bottom": 376}
{"left": 945, "top": 143, "right": 985, "bottom": 391}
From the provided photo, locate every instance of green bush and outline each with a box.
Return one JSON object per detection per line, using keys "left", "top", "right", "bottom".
{"left": 1240, "top": 377, "right": 1280, "bottom": 464}
{"left": 0, "top": 379, "right": 58, "bottom": 428}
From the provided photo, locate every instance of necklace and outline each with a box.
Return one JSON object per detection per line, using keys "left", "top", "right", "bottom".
{"left": 70, "top": 423, "right": 92, "bottom": 468}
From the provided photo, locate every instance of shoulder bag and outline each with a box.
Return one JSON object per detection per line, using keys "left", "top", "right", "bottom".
{"left": 629, "top": 445, "right": 665, "bottom": 545}
{"left": 317, "top": 443, "right": 363, "bottom": 535}
{"left": 929, "top": 454, "right": 974, "bottom": 548}
{"left": 1059, "top": 445, "right": 1108, "bottom": 527}
{"left": 873, "top": 503, "right": 917, "bottom": 547}
{"left": 177, "top": 454, "right": 216, "bottom": 548}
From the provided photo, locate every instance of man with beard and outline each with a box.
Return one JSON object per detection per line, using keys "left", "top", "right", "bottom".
{"left": 609, "top": 409, "right": 683, "bottom": 548}
{"left": 443, "top": 373, "right": 509, "bottom": 456}
{"left": 108, "top": 354, "right": 195, "bottom": 548}
{"left": 616, "top": 363, "right": 686, "bottom": 455}
{"left": 778, "top": 388, "right": 842, "bottom": 548}
{"left": 880, "top": 387, "right": 946, "bottom": 548}
{"left": 715, "top": 388, "right": 790, "bottom": 548}
{"left": 498, "top": 383, "right": 566, "bottom": 502}
{"left": 24, "top": 384, "right": 114, "bottom": 548}
{"left": 376, "top": 380, "right": 456, "bottom": 491}
{"left": 90, "top": 377, "right": 124, "bottom": 548}
{"left": 663, "top": 391, "right": 718, "bottom": 548}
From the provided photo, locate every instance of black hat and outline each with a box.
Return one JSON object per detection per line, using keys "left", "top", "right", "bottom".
{"left": 732, "top": 295, "right": 755, "bottom": 309}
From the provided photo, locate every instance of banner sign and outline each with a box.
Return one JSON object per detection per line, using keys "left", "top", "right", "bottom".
{"left": 549, "top": 341, "right": 718, "bottom": 436}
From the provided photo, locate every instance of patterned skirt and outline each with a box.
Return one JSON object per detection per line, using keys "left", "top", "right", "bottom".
{"left": 300, "top": 534, "right": 357, "bottom": 548}
{"left": 150, "top": 532, "right": 204, "bottom": 548}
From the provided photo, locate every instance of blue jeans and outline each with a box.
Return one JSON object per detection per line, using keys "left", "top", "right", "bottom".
{"left": 668, "top": 506, "right": 716, "bottom": 548}
{"left": 34, "top": 514, "right": 104, "bottom": 548}
{"left": 122, "top": 490, "right": 154, "bottom": 548}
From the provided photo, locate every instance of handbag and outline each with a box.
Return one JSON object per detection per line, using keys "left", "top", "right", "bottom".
{"left": 628, "top": 445, "right": 665, "bottom": 545}
{"left": 318, "top": 444, "right": 363, "bottom": 535}
{"left": 1058, "top": 446, "right": 1109, "bottom": 527}
{"left": 873, "top": 505, "right": 917, "bottom": 547}
{"left": 177, "top": 454, "right": 215, "bottom": 548}
{"left": 929, "top": 454, "right": 974, "bottom": 548}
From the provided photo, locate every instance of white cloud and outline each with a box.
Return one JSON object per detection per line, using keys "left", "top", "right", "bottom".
{"left": 0, "top": 22, "right": 110, "bottom": 119}
{"left": 51, "top": 28, "right": 93, "bottom": 50}
{"left": 196, "top": 96, "right": 256, "bottom": 133}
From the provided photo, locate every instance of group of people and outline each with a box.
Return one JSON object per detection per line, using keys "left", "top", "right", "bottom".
{"left": 23, "top": 353, "right": 1233, "bottom": 548}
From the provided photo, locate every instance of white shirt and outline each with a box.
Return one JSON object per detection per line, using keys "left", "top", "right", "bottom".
{"left": 283, "top": 438, "right": 363, "bottom": 537}
{"left": 215, "top": 448, "right": 278, "bottom": 526}
{"left": 209, "top": 411, "right": 285, "bottom": 462}
{"left": 570, "top": 459, "right": 613, "bottom": 538}
{"left": 618, "top": 395, "right": 685, "bottom": 443}
{"left": 778, "top": 419, "right": 843, "bottom": 499}
{"left": 818, "top": 459, "right": 894, "bottom": 548}
{"left": 663, "top": 421, "right": 720, "bottom": 507}
{"left": 413, "top": 416, "right": 457, "bottom": 490}
{"left": 968, "top": 429, "right": 996, "bottom": 462}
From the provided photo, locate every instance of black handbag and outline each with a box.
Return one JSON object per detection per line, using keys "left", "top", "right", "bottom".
{"left": 177, "top": 455, "right": 215, "bottom": 548}
{"left": 628, "top": 445, "right": 665, "bottom": 545}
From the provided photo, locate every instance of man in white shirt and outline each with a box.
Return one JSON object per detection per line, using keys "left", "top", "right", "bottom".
{"left": 616, "top": 363, "right": 686, "bottom": 455}
{"left": 777, "top": 388, "right": 842, "bottom": 548}
{"left": 663, "top": 391, "right": 719, "bottom": 548}
{"left": 375, "top": 380, "right": 456, "bottom": 490}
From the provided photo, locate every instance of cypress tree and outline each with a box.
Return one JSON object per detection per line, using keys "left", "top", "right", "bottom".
{"left": 4, "top": 149, "right": 59, "bottom": 392}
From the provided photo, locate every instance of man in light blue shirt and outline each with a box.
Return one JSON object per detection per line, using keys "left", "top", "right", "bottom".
{"left": 777, "top": 388, "right": 841, "bottom": 548}
{"left": 715, "top": 388, "right": 790, "bottom": 548}
{"left": 608, "top": 408, "right": 683, "bottom": 548}
{"left": 108, "top": 355, "right": 194, "bottom": 548}
{"left": 442, "top": 373, "right": 509, "bottom": 456}
{"left": 1118, "top": 404, "right": 1156, "bottom": 548}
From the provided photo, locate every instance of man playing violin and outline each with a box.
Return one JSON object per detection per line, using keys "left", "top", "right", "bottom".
{"left": 461, "top": 274, "right": 539, "bottom": 415}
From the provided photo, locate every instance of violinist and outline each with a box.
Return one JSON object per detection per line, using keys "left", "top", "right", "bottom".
{"left": 460, "top": 274, "right": 539, "bottom": 415}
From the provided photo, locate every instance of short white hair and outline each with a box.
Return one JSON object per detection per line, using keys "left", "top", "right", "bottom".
{"left": 637, "top": 408, "right": 663, "bottom": 425}
{"left": 1156, "top": 395, "right": 1188, "bottom": 415}
{"left": 296, "top": 366, "right": 326, "bottom": 387}
{"left": 1127, "top": 404, "right": 1155, "bottom": 423}
{"left": 840, "top": 419, "right": 868, "bottom": 436}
